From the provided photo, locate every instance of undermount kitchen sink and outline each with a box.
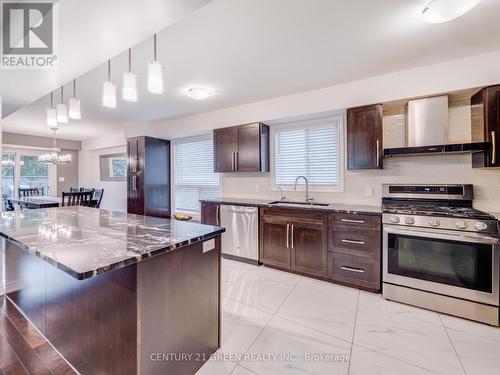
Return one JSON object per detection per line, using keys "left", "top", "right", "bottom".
{"left": 268, "top": 201, "right": 330, "bottom": 207}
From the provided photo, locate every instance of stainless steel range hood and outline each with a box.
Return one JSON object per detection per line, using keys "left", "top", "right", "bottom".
{"left": 384, "top": 95, "right": 491, "bottom": 157}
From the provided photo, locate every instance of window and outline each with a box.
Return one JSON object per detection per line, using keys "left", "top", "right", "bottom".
{"left": 1, "top": 149, "right": 57, "bottom": 205}
{"left": 272, "top": 116, "right": 344, "bottom": 191}
{"left": 20, "top": 155, "right": 49, "bottom": 195}
{"left": 173, "top": 136, "right": 220, "bottom": 215}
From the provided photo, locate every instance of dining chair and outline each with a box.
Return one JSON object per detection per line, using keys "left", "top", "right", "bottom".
{"left": 61, "top": 191, "right": 94, "bottom": 207}
{"left": 93, "top": 189, "right": 104, "bottom": 208}
{"left": 18, "top": 187, "right": 44, "bottom": 197}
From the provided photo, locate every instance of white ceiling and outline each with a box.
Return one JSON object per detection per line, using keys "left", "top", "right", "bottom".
{"left": 4, "top": 0, "right": 500, "bottom": 141}
{"left": 0, "top": 0, "right": 212, "bottom": 117}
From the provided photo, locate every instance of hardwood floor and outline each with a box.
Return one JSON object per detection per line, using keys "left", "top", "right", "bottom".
{"left": 0, "top": 297, "right": 76, "bottom": 375}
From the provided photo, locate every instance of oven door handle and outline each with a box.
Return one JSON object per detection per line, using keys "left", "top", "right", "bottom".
{"left": 384, "top": 225, "right": 499, "bottom": 245}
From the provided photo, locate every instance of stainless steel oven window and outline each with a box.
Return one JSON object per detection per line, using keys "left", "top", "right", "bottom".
{"left": 383, "top": 225, "right": 499, "bottom": 306}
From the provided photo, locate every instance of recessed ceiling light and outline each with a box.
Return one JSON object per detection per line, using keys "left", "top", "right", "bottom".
{"left": 422, "top": 0, "right": 480, "bottom": 24}
{"left": 187, "top": 87, "right": 213, "bottom": 100}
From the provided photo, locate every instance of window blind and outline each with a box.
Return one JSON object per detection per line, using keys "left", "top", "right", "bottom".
{"left": 174, "top": 139, "right": 219, "bottom": 213}
{"left": 274, "top": 123, "right": 340, "bottom": 188}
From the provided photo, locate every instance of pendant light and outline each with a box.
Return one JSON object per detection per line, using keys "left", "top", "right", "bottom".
{"left": 68, "top": 79, "right": 81, "bottom": 120}
{"left": 102, "top": 59, "right": 117, "bottom": 108}
{"left": 147, "top": 34, "right": 164, "bottom": 94}
{"left": 122, "top": 48, "right": 138, "bottom": 102}
{"left": 46, "top": 92, "right": 58, "bottom": 128}
{"left": 56, "top": 86, "right": 68, "bottom": 124}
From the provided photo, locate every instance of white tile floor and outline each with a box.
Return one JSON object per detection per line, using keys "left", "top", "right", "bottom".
{"left": 196, "top": 259, "right": 500, "bottom": 375}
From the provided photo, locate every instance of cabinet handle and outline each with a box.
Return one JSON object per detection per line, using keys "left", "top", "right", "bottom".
{"left": 492, "top": 131, "right": 496, "bottom": 165}
{"left": 291, "top": 225, "right": 295, "bottom": 249}
{"left": 232, "top": 152, "right": 236, "bottom": 171}
{"left": 132, "top": 175, "right": 137, "bottom": 191}
{"left": 216, "top": 206, "right": 220, "bottom": 226}
{"left": 341, "top": 239, "right": 365, "bottom": 245}
{"left": 341, "top": 218, "right": 365, "bottom": 224}
{"left": 235, "top": 151, "right": 238, "bottom": 171}
{"left": 341, "top": 266, "right": 365, "bottom": 273}
{"left": 376, "top": 139, "right": 380, "bottom": 167}
{"left": 286, "top": 224, "right": 290, "bottom": 248}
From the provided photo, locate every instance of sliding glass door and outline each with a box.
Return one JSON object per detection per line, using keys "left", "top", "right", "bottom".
{"left": 1, "top": 149, "right": 56, "bottom": 206}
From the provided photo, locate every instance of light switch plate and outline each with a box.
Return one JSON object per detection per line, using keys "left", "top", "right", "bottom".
{"left": 58, "top": 177, "right": 65, "bottom": 182}
{"left": 203, "top": 239, "right": 215, "bottom": 253}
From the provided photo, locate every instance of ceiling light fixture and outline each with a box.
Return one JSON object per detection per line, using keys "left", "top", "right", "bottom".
{"left": 46, "top": 92, "right": 58, "bottom": 128}
{"left": 68, "top": 79, "right": 81, "bottom": 120}
{"left": 56, "top": 86, "right": 68, "bottom": 124}
{"left": 187, "top": 87, "right": 212, "bottom": 100}
{"left": 147, "top": 34, "right": 165, "bottom": 95}
{"left": 39, "top": 129, "right": 72, "bottom": 165}
{"left": 122, "top": 48, "right": 138, "bottom": 102}
{"left": 102, "top": 59, "right": 117, "bottom": 108}
{"left": 422, "top": 0, "right": 480, "bottom": 24}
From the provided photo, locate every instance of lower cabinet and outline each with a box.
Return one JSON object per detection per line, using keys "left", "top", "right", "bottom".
{"left": 201, "top": 202, "right": 220, "bottom": 226}
{"left": 260, "top": 208, "right": 327, "bottom": 276}
{"left": 290, "top": 222, "right": 327, "bottom": 277}
{"left": 260, "top": 208, "right": 381, "bottom": 292}
{"left": 260, "top": 216, "right": 291, "bottom": 269}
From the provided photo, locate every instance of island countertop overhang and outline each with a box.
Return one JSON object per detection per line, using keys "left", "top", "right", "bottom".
{"left": 0, "top": 206, "right": 225, "bottom": 280}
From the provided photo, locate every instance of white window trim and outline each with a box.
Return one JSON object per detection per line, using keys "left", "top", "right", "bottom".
{"left": 270, "top": 114, "right": 345, "bottom": 193}
{"left": 171, "top": 134, "right": 221, "bottom": 219}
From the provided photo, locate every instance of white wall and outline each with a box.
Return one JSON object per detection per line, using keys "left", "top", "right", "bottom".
{"left": 79, "top": 133, "right": 127, "bottom": 212}
{"left": 150, "top": 50, "right": 500, "bottom": 212}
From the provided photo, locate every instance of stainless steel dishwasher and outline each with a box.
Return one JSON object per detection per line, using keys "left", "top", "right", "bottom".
{"left": 220, "top": 205, "right": 259, "bottom": 264}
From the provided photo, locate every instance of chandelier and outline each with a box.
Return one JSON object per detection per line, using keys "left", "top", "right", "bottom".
{"left": 39, "top": 129, "right": 72, "bottom": 164}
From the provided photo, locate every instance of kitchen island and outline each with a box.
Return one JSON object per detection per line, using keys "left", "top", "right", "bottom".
{"left": 0, "top": 206, "right": 224, "bottom": 375}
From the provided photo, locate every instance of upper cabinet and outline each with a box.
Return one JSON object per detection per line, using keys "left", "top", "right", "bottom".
{"left": 471, "top": 85, "right": 500, "bottom": 168}
{"left": 347, "top": 104, "right": 383, "bottom": 170}
{"left": 214, "top": 123, "right": 269, "bottom": 173}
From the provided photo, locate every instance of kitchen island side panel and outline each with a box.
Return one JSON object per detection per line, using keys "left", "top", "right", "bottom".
{"left": 4, "top": 236, "right": 221, "bottom": 375}
{"left": 5, "top": 239, "right": 138, "bottom": 375}
{"left": 138, "top": 238, "right": 221, "bottom": 375}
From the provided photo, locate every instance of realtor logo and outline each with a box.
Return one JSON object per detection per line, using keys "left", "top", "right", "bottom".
{"left": 1, "top": 0, "right": 57, "bottom": 69}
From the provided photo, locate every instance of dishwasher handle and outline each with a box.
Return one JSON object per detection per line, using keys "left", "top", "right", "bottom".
{"left": 220, "top": 205, "right": 258, "bottom": 214}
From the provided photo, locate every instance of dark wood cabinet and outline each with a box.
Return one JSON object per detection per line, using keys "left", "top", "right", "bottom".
{"left": 260, "top": 208, "right": 327, "bottom": 276}
{"left": 259, "top": 208, "right": 381, "bottom": 292}
{"left": 327, "top": 213, "right": 381, "bottom": 291}
{"left": 127, "top": 136, "right": 170, "bottom": 218}
{"left": 260, "top": 214, "right": 291, "bottom": 269}
{"left": 347, "top": 104, "right": 383, "bottom": 170}
{"left": 201, "top": 202, "right": 220, "bottom": 226}
{"left": 214, "top": 123, "right": 269, "bottom": 173}
{"left": 471, "top": 85, "right": 500, "bottom": 168}
{"left": 290, "top": 221, "right": 327, "bottom": 277}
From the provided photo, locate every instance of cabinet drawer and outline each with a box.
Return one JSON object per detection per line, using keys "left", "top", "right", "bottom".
{"left": 329, "top": 228, "right": 380, "bottom": 258}
{"left": 329, "top": 213, "right": 380, "bottom": 230}
{"left": 327, "top": 253, "right": 380, "bottom": 290}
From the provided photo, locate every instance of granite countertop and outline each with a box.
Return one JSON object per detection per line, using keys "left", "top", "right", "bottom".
{"left": 0, "top": 206, "right": 224, "bottom": 280}
{"left": 200, "top": 197, "right": 382, "bottom": 215}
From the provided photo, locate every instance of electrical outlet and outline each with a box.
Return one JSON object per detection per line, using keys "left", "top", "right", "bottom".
{"left": 254, "top": 184, "right": 260, "bottom": 193}
{"left": 364, "top": 187, "right": 373, "bottom": 197}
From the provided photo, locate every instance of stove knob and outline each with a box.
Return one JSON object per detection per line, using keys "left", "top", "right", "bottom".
{"left": 429, "top": 219, "right": 440, "bottom": 227}
{"left": 455, "top": 220, "right": 468, "bottom": 230}
{"left": 475, "top": 222, "right": 488, "bottom": 231}
{"left": 404, "top": 217, "right": 415, "bottom": 225}
{"left": 390, "top": 216, "right": 400, "bottom": 224}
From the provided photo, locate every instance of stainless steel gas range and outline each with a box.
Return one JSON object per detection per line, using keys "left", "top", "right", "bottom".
{"left": 382, "top": 184, "right": 500, "bottom": 325}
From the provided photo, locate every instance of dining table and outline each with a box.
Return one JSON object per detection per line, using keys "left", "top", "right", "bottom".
{"left": 7, "top": 196, "right": 61, "bottom": 210}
